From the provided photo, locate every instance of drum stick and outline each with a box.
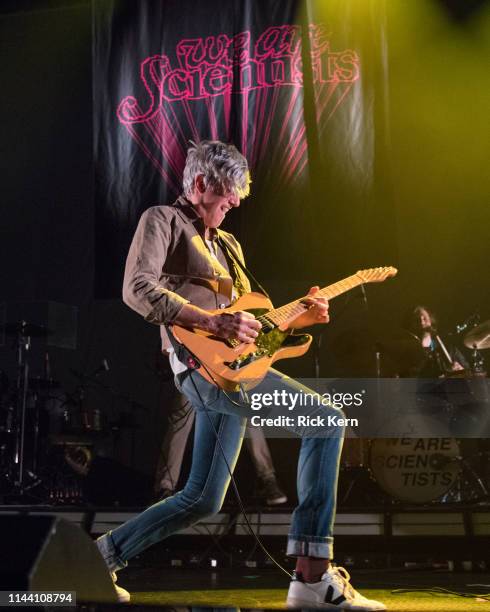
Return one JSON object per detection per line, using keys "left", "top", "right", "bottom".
{"left": 435, "top": 335, "right": 453, "bottom": 366}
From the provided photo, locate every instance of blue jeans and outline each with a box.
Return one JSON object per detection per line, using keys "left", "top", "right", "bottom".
{"left": 97, "top": 368, "right": 344, "bottom": 570}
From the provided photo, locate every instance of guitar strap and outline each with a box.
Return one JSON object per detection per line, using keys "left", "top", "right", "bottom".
{"left": 165, "top": 322, "right": 201, "bottom": 372}
{"left": 217, "top": 236, "right": 270, "bottom": 299}
{"left": 165, "top": 235, "right": 270, "bottom": 378}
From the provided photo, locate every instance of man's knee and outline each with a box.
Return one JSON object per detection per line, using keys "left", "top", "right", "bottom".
{"left": 190, "top": 491, "right": 224, "bottom": 518}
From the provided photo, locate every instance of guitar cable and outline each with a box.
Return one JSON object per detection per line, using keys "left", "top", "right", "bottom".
{"left": 186, "top": 363, "right": 294, "bottom": 580}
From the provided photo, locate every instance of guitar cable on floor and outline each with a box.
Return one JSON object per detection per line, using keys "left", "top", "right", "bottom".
{"left": 391, "top": 586, "right": 490, "bottom": 602}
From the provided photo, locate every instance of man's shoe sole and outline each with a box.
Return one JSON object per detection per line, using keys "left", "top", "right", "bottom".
{"left": 287, "top": 598, "right": 338, "bottom": 609}
{"left": 287, "top": 597, "right": 386, "bottom": 611}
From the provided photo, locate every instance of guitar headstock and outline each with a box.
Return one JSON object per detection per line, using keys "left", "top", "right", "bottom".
{"left": 356, "top": 266, "right": 398, "bottom": 284}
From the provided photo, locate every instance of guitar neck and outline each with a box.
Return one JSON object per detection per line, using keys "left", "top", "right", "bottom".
{"left": 266, "top": 274, "right": 363, "bottom": 327}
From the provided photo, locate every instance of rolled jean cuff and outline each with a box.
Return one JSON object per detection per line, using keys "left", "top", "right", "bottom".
{"left": 287, "top": 535, "right": 334, "bottom": 559}
{"left": 96, "top": 532, "right": 128, "bottom": 572}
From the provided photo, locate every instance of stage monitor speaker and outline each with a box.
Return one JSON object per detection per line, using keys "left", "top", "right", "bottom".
{"left": 0, "top": 515, "right": 117, "bottom": 603}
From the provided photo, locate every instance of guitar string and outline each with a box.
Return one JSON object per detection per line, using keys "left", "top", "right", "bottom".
{"left": 269, "top": 267, "right": 394, "bottom": 326}
{"left": 267, "top": 275, "right": 363, "bottom": 326}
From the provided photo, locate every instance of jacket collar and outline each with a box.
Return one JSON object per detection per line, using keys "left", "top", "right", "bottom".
{"left": 173, "top": 195, "right": 207, "bottom": 236}
{"left": 173, "top": 195, "right": 219, "bottom": 241}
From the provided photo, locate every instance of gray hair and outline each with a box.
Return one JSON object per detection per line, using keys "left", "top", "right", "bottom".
{"left": 182, "top": 140, "right": 251, "bottom": 199}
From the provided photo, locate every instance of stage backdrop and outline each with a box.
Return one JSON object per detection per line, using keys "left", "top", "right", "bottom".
{"left": 94, "top": 0, "right": 490, "bottom": 352}
{"left": 93, "top": 0, "right": 373, "bottom": 297}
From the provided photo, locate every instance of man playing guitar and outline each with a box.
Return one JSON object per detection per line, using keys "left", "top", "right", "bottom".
{"left": 95, "top": 140, "right": 386, "bottom": 610}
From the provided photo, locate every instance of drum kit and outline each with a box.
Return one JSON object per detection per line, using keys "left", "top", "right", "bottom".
{"left": 340, "top": 318, "right": 490, "bottom": 506}
{"left": 0, "top": 320, "right": 116, "bottom": 504}
{"left": 1, "top": 314, "right": 489, "bottom": 507}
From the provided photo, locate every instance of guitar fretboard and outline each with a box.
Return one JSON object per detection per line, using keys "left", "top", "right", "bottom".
{"left": 265, "top": 274, "right": 363, "bottom": 327}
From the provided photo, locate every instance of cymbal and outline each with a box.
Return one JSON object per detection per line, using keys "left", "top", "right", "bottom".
{"left": 464, "top": 320, "right": 490, "bottom": 350}
{"left": 1, "top": 322, "right": 52, "bottom": 337}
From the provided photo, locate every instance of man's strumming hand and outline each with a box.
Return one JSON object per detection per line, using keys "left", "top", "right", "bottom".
{"left": 174, "top": 304, "right": 261, "bottom": 344}
{"left": 209, "top": 310, "right": 262, "bottom": 343}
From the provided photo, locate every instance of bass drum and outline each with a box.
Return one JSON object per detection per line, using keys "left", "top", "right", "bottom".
{"left": 369, "top": 437, "right": 461, "bottom": 503}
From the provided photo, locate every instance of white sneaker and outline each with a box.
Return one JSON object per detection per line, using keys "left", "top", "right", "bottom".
{"left": 287, "top": 566, "right": 386, "bottom": 610}
{"left": 111, "top": 572, "right": 131, "bottom": 603}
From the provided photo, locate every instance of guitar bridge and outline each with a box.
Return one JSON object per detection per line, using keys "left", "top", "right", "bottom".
{"left": 225, "top": 348, "right": 270, "bottom": 370}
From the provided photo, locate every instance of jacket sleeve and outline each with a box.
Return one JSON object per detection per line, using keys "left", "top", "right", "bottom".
{"left": 122, "top": 207, "right": 189, "bottom": 324}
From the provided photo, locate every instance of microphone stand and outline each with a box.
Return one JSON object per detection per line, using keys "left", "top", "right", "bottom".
{"left": 312, "top": 286, "right": 369, "bottom": 380}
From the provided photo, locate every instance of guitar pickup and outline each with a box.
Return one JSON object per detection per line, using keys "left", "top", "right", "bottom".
{"left": 258, "top": 316, "right": 275, "bottom": 333}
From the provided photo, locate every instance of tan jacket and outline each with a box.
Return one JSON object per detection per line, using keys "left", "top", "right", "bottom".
{"left": 122, "top": 196, "right": 251, "bottom": 349}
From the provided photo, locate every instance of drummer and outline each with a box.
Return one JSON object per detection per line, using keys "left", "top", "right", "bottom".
{"left": 404, "top": 305, "right": 468, "bottom": 377}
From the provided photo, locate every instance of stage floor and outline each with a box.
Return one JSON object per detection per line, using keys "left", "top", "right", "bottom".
{"left": 90, "top": 567, "right": 490, "bottom": 611}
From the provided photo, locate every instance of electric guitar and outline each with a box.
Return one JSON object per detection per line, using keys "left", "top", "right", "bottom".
{"left": 172, "top": 267, "right": 398, "bottom": 390}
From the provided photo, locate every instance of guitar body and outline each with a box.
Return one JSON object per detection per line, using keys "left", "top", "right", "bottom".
{"left": 171, "top": 292, "right": 312, "bottom": 391}
{"left": 171, "top": 267, "right": 398, "bottom": 391}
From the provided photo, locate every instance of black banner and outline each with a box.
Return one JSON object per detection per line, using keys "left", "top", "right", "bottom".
{"left": 93, "top": 0, "right": 364, "bottom": 296}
